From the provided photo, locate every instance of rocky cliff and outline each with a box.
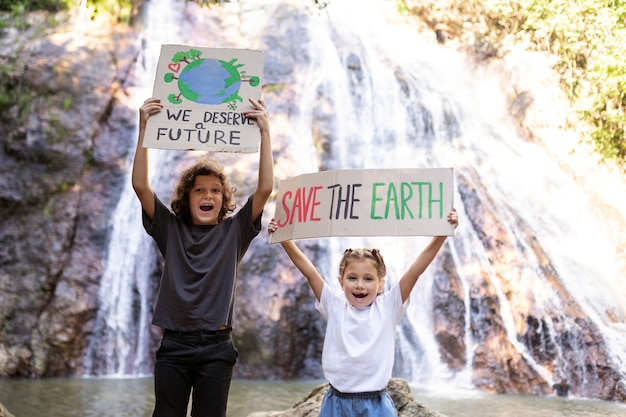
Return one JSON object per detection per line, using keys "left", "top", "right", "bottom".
{"left": 0, "top": 10, "right": 138, "bottom": 376}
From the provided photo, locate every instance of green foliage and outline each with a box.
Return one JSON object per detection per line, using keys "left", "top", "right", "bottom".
{"left": 0, "top": 3, "right": 29, "bottom": 29}
{"left": 46, "top": 114, "right": 68, "bottom": 144}
{"left": 0, "top": 0, "right": 137, "bottom": 23}
{"left": 0, "top": 0, "right": 70, "bottom": 12}
{"left": 62, "top": 96, "right": 72, "bottom": 111}
{"left": 84, "top": 148, "right": 97, "bottom": 167}
{"left": 85, "top": 0, "right": 136, "bottom": 23}
{"left": 403, "top": 0, "right": 626, "bottom": 166}
{"left": 0, "top": 63, "right": 35, "bottom": 125}
{"left": 518, "top": 0, "right": 626, "bottom": 163}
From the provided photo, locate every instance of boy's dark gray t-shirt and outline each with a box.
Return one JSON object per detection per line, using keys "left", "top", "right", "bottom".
{"left": 142, "top": 193, "right": 261, "bottom": 331}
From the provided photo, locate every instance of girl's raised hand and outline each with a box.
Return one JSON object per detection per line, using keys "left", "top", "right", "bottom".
{"left": 448, "top": 208, "right": 459, "bottom": 228}
{"left": 268, "top": 218, "right": 278, "bottom": 234}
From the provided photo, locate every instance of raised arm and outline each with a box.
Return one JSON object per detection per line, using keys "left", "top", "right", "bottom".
{"left": 244, "top": 98, "right": 274, "bottom": 221}
{"left": 399, "top": 208, "right": 459, "bottom": 303}
{"left": 131, "top": 98, "right": 163, "bottom": 220}
{"left": 268, "top": 219, "right": 325, "bottom": 301}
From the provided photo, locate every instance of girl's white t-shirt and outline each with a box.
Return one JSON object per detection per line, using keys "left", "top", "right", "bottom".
{"left": 316, "top": 283, "right": 408, "bottom": 393}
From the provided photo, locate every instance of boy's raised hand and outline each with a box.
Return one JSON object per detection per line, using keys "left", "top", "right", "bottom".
{"left": 244, "top": 98, "right": 269, "bottom": 132}
{"left": 139, "top": 98, "right": 163, "bottom": 127}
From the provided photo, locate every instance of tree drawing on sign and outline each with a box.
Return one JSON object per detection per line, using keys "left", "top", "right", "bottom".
{"left": 163, "top": 48, "right": 260, "bottom": 110}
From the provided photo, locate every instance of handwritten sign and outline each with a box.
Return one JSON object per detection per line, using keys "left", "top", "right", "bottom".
{"left": 270, "top": 168, "right": 455, "bottom": 243}
{"left": 144, "top": 45, "right": 263, "bottom": 152}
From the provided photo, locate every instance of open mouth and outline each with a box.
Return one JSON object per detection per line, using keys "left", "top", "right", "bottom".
{"left": 353, "top": 293, "right": 367, "bottom": 299}
{"left": 200, "top": 204, "right": 214, "bottom": 212}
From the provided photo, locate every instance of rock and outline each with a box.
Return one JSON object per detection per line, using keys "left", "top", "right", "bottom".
{"left": 246, "top": 378, "right": 447, "bottom": 417}
{"left": 0, "top": 9, "right": 138, "bottom": 377}
{"left": 0, "top": 402, "right": 15, "bottom": 417}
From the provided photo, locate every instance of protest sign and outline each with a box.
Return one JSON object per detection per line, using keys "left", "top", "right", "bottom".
{"left": 270, "top": 168, "right": 454, "bottom": 243}
{"left": 144, "top": 45, "right": 263, "bottom": 152}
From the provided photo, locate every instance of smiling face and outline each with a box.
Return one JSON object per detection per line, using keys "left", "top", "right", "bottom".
{"left": 338, "top": 258, "right": 385, "bottom": 308}
{"left": 188, "top": 174, "right": 224, "bottom": 225}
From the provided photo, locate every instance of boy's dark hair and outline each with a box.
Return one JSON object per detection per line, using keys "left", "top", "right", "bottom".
{"left": 171, "top": 159, "right": 236, "bottom": 224}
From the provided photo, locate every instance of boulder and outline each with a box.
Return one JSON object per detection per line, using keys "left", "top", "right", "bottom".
{"left": 0, "top": 402, "right": 15, "bottom": 417}
{"left": 247, "top": 378, "right": 447, "bottom": 417}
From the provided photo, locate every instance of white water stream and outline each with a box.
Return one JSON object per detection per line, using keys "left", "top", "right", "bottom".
{"left": 83, "top": 0, "right": 185, "bottom": 375}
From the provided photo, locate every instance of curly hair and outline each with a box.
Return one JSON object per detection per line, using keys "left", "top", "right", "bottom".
{"left": 170, "top": 159, "right": 236, "bottom": 224}
{"left": 338, "top": 248, "right": 387, "bottom": 279}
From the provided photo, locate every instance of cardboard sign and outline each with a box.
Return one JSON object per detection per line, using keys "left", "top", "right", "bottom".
{"left": 144, "top": 45, "right": 263, "bottom": 152}
{"left": 270, "top": 168, "right": 455, "bottom": 243}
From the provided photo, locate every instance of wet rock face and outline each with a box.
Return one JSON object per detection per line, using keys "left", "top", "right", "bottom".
{"left": 0, "top": 11, "right": 139, "bottom": 377}
{"left": 432, "top": 250, "right": 466, "bottom": 372}
{"left": 442, "top": 170, "right": 625, "bottom": 401}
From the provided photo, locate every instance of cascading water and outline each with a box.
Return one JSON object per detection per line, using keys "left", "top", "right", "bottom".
{"left": 83, "top": 0, "right": 185, "bottom": 376}
{"left": 84, "top": 0, "right": 626, "bottom": 399}
{"left": 287, "top": 0, "right": 626, "bottom": 396}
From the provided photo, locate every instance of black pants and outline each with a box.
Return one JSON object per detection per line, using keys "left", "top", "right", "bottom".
{"left": 152, "top": 328, "right": 238, "bottom": 417}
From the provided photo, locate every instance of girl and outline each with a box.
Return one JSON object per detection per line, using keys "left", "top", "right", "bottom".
{"left": 268, "top": 209, "right": 458, "bottom": 416}
{"left": 132, "top": 97, "right": 273, "bottom": 417}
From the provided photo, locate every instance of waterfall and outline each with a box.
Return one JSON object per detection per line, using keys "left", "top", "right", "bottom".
{"left": 84, "top": 0, "right": 626, "bottom": 398}
{"left": 289, "top": 0, "right": 626, "bottom": 393}
{"left": 84, "top": 0, "right": 185, "bottom": 376}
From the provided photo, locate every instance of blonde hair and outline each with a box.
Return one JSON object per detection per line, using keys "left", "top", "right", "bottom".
{"left": 338, "top": 248, "right": 387, "bottom": 279}
{"left": 170, "top": 159, "right": 236, "bottom": 224}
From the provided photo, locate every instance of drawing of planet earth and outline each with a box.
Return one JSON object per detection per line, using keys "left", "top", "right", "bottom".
{"left": 178, "top": 58, "right": 245, "bottom": 105}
